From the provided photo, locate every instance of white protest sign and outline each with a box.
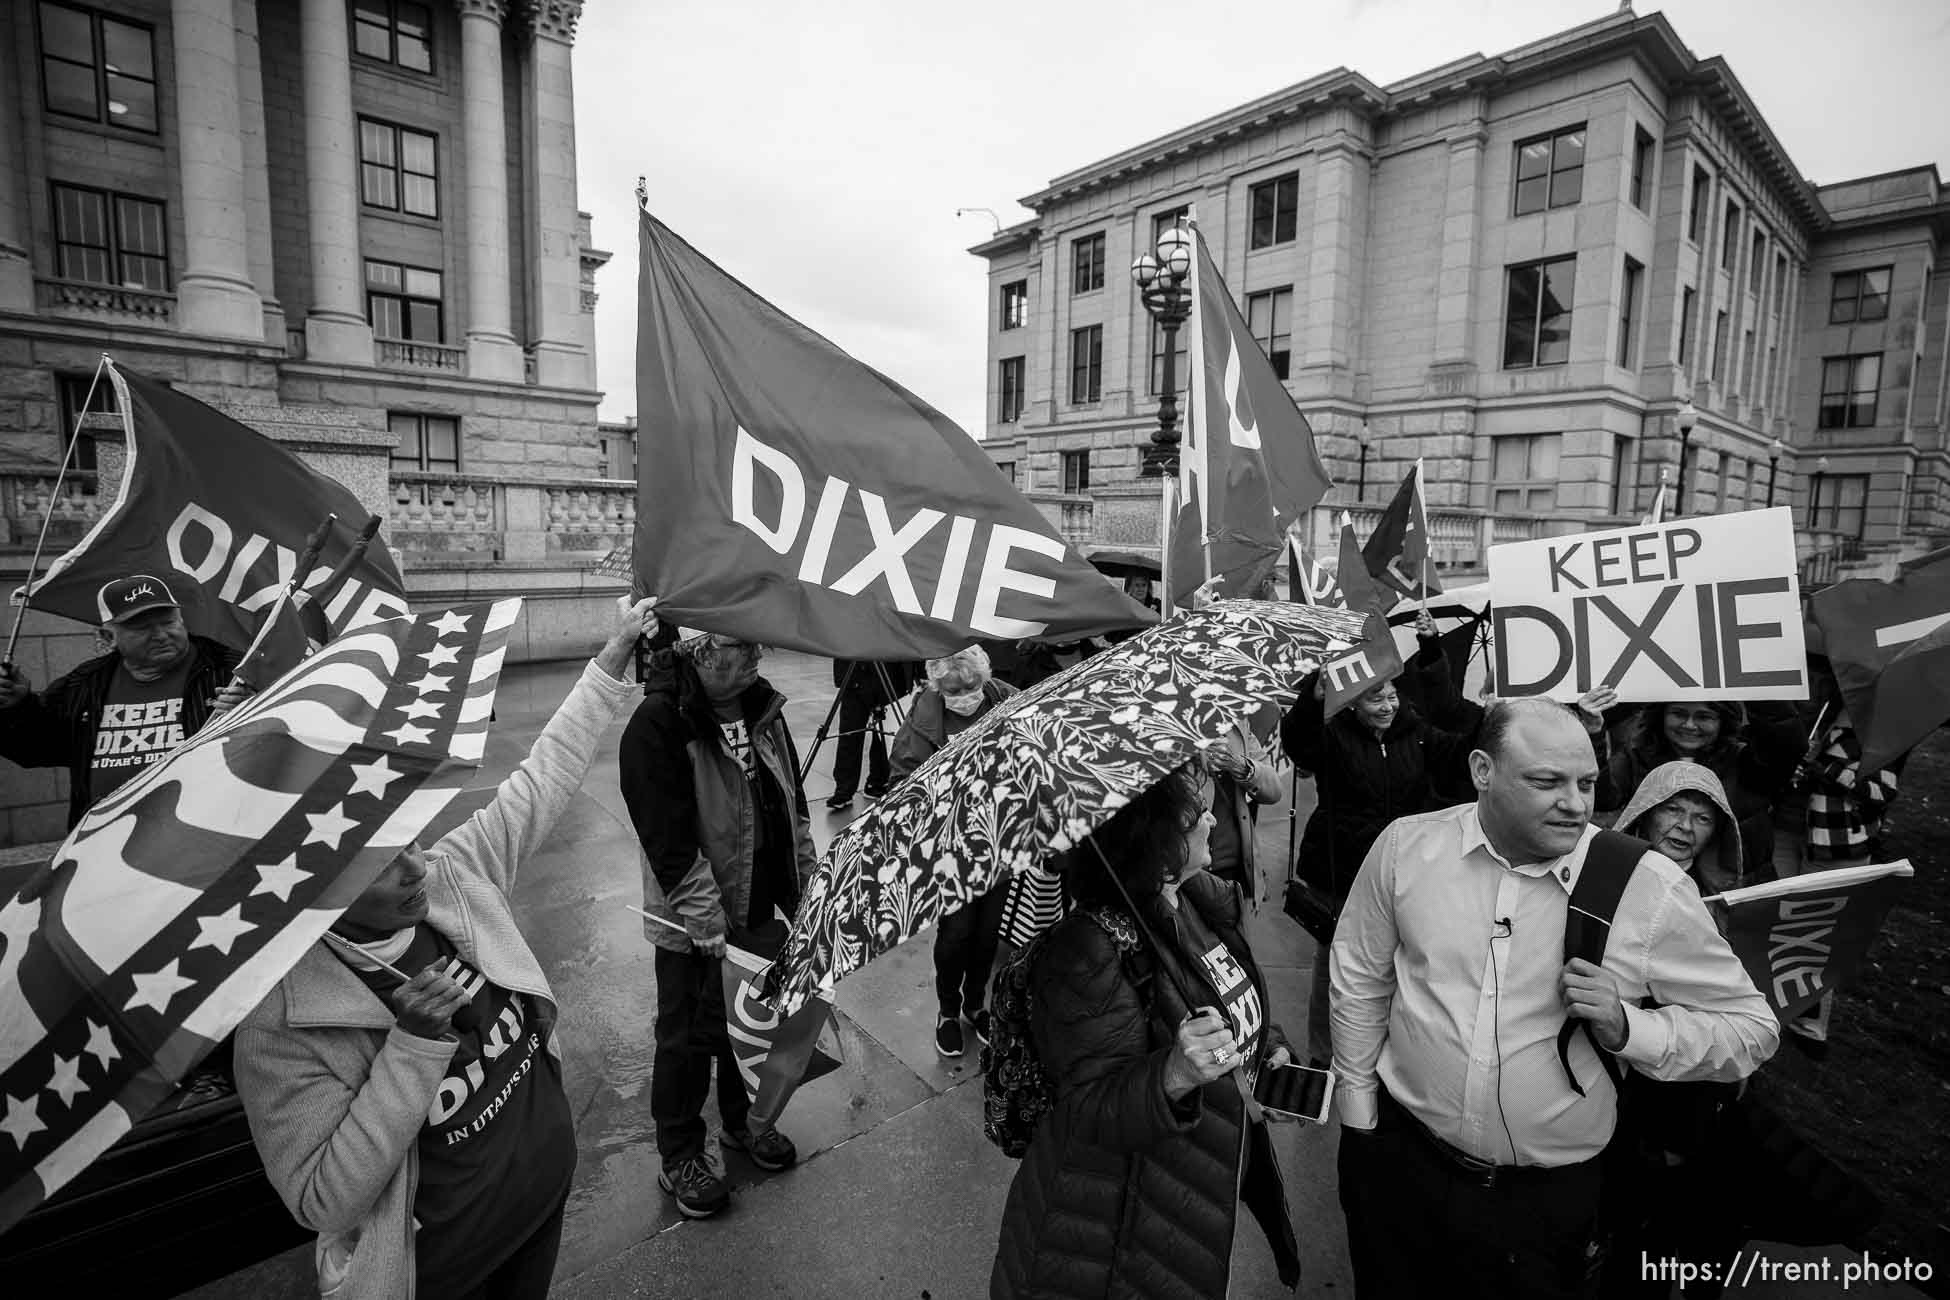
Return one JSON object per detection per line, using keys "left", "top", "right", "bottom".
{"left": 1488, "top": 507, "right": 1807, "bottom": 702}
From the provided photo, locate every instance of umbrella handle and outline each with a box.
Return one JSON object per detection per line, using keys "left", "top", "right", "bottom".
{"left": 1085, "top": 840, "right": 1203, "bottom": 1013}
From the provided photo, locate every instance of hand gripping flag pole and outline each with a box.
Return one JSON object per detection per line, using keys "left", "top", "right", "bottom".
{"left": 4, "top": 353, "right": 110, "bottom": 672}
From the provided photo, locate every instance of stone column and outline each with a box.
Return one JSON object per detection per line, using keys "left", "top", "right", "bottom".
{"left": 523, "top": 0, "right": 587, "bottom": 388}
{"left": 1297, "top": 128, "right": 1369, "bottom": 399}
{"left": 459, "top": 0, "right": 524, "bottom": 382}
{"left": 300, "top": 0, "right": 373, "bottom": 363}
{"left": 0, "top": 18, "right": 32, "bottom": 312}
{"left": 170, "top": 0, "right": 263, "bottom": 339}
{"left": 234, "top": 0, "right": 284, "bottom": 346}
{"left": 1430, "top": 111, "right": 1487, "bottom": 373}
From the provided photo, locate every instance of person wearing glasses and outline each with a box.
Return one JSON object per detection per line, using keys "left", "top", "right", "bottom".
{"left": 619, "top": 630, "right": 819, "bottom": 1219}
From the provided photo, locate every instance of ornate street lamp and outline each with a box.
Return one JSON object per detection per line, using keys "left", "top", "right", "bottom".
{"left": 1356, "top": 421, "right": 1373, "bottom": 502}
{"left": 1767, "top": 437, "right": 1784, "bottom": 508}
{"left": 1132, "top": 222, "right": 1195, "bottom": 479}
{"left": 1673, "top": 398, "right": 1699, "bottom": 515}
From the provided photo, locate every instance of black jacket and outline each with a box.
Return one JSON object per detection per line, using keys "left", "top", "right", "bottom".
{"left": 0, "top": 635, "right": 239, "bottom": 828}
{"left": 1280, "top": 643, "right": 1478, "bottom": 899}
{"left": 991, "top": 872, "right": 1300, "bottom": 1298}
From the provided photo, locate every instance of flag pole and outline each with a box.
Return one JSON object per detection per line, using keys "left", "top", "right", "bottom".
{"left": 227, "top": 513, "right": 336, "bottom": 692}
{"left": 4, "top": 353, "right": 110, "bottom": 670}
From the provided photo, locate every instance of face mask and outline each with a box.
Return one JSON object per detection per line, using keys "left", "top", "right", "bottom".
{"left": 942, "top": 689, "right": 984, "bottom": 716}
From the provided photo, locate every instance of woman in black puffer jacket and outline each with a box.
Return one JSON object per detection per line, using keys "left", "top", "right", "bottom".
{"left": 991, "top": 764, "right": 1301, "bottom": 1299}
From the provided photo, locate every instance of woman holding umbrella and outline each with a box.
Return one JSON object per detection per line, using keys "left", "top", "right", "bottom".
{"left": 990, "top": 762, "right": 1301, "bottom": 1298}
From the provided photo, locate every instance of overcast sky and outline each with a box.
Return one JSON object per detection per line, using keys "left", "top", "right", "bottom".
{"left": 573, "top": 0, "right": 1949, "bottom": 436}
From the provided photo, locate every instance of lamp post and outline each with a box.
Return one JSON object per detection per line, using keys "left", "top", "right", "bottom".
{"left": 1812, "top": 455, "right": 1830, "bottom": 528}
{"left": 1132, "top": 223, "right": 1194, "bottom": 479}
{"left": 1356, "top": 421, "right": 1372, "bottom": 501}
{"left": 1133, "top": 222, "right": 1195, "bottom": 607}
{"left": 1766, "top": 437, "right": 1783, "bottom": 508}
{"left": 1673, "top": 398, "right": 1699, "bottom": 515}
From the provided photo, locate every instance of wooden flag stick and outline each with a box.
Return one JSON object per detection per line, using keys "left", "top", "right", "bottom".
{"left": 5, "top": 353, "right": 110, "bottom": 670}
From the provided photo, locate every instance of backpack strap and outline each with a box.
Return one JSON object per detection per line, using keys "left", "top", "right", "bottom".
{"left": 1555, "top": 829, "right": 1647, "bottom": 1096}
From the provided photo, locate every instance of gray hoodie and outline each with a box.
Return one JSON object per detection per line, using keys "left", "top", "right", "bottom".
{"left": 1612, "top": 760, "right": 1747, "bottom": 895}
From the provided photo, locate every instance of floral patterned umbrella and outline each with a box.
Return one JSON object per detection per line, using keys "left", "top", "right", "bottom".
{"left": 763, "top": 599, "right": 1369, "bottom": 1014}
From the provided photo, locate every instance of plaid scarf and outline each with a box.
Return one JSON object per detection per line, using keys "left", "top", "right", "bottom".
{"left": 1805, "top": 724, "right": 1901, "bottom": 861}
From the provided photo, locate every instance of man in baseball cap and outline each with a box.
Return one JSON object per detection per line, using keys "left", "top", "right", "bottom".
{"left": 0, "top": 571, "right": 247, "bottom": 826}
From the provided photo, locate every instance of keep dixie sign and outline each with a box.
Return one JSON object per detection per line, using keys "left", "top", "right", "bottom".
{"left": 1489, "top": 507, "right": 1807, "bottom": 702}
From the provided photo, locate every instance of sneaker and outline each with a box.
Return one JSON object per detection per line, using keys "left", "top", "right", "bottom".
{"left": 722, "top": 1124, "right": 799, "bottom": 1172}
{"left": 934, "top": 1015, "right": 964, "bottom": 1057}
{"left": 968, "top": 1008, "right": 991, "bottom": 1047}
{"left": 658, "top": 1154, "right": 729, "bottom": 1219}
{"left": 862, "top": 781, "right": 889, "bottom": 799}
{"left": 824, "top": 792, "right": 854, "bottom": 812}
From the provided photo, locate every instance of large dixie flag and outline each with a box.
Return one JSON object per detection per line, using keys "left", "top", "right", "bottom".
{"left": 721, "top": 943, "right": 841, "bottom": 1133}
{"left": 0, "top": 600, "right": 519, "bottom": 1229}
{"left": 1489, "top": 506, "right": 1807, "bottom": 702}
{"left": 1171, "top": 215, "right": 1332, "bottom": 607}
{"left": 634, "top": 210, "right": 1149, "bottom": 659}
{"left": 1707, "top": 861, "right": 1913, "bottom": 1020}
{"left": 1808, "top": 550, "right": 1950, "bottom": 773}
{"left": 1362, "top": 459, "right": 1442, "bottom": 606}
{"left": 23, "top": 362, "right": 408, "bottom": 646}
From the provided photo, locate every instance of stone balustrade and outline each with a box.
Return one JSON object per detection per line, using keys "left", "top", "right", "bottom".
{"left": 376, "top": 339, "right": 467, "bottom": 374}
{"left": 34, "top": 277, "right": 175, "bottom": 325}
{"left": 0, "top": 469, "right": 102, "bottom": 549}
{"left": 387, "top": 471, "right": 633, "bottom": 563}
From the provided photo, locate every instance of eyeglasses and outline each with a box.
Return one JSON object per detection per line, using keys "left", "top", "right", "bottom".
{"left": 687, "top": 635, "right": 765, "bottom": 669}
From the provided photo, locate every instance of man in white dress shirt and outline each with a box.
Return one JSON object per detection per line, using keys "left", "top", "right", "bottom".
{"left": 1329, "top": 697, "right": 1778, "bottom": 1299}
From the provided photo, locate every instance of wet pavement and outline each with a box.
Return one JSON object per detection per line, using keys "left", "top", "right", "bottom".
{"left": 180, "top": 649, "right": 1911, "bottom": 1300}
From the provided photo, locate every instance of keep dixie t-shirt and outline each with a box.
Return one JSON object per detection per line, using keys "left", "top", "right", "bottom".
{"left": 354, "top": 924, "right": 575, "bottom": 1294}
{"left": 1174, "top": 900, "right": 1266, "bottom": 1088}
{"left": 90, "top": 660, "right": 194, "bottom": 799}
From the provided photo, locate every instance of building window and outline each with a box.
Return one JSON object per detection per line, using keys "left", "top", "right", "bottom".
{"left": 1774, "top": 253, "right": 1788, "bottom": 315}
{"left": 1818, "top": 354, "right": 1881, "bottom": 429}
{"left": 1069, "top": 325, "right": 1102, "bottom": 404}
{"left": 999, "top": 279, "right": 1027, "bottom": 331}
{"left": 1151, "top": 205, "right": 1190, "bottom": 245}
{"left": 57, "top": 373, "right": 117, "bottom": 472}
{"left": 1147, "top": 317, "right": 1187, "bottom": 396}
{"left": 358, "top": 118, "right": 438, "bottom": 218}
{"left": 1513, "top": 125, "right": 1585, "bottom": 216}
{"left": 1245, "top": 287, "right": 1293, "bottom": 380}
{"left": 1491, "top": 434, "right": 1561, "bottom": 513}
{"left": 1721, "top": 201, "right": 1741, "bottom": 269}
{"left": 1749, "top": 231, "right": 1765, "bottom": 296}
{"left": 1071, "top": 233, "right": 1105, "bottom": 295}
{"left": 1502, "top": 256, "right": 1576, "bottom": 369}
{"left": 365, "top": 259, "right": 443, "bottom": 341}
{"left": 1248, "top": 173, "right": 1299, "bottom": 249}
{"left": 1688, "top": 166, "right": 1709, "bottom": 243}
{"left": 1766, "top": 343, "right": 1779, "bottom": 402}
{"left": 1828, "top": 267, "right": 1892, "bottom": 324}
{"left": 1741, "top": 328, "right": 1757, "bottom": 395}
{"left": 38, "top": 2, "right": 158, "bottom": 132}
{"left": 390, "top": 412, "right": 459, "bottom": 475}
{"left": 353, "top": 0, "right": 433, "bottom": 73}
{"left": 1808, "top": 473, "right": 1868, "bottom": 538}
{"left": 1610, "top": 435, "right": 1636, "bottom": 516}
{"left": 50, "top": 182, "right": 167, "bottom": 289}
{"left": 996, "top": 460, "right": 1016, "bottom": 485}
{"left": 1710, "top": 311, "right": 1729, "bottom": 384}
{"left": 1678, "top": 286, "right": 1697, "bottom": 368}
{"left": 998, "top": 356, "right": 1025, "bottom": 424}
{"left": 1061, "top": 450, "right": 1090, "bottom": 495}
{"left": 1617, "top": 258, "right": 1643, "bottom": 369}
{"left": 1629, "top": 128, "right": 1655, "bottom": 211}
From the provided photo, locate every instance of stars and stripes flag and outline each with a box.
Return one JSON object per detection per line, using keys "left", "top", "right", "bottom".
{"left": 0, "top": 600, "right": 520, "bottom": 1231}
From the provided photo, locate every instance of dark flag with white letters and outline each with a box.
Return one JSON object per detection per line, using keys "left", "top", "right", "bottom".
{"left": 1708, "top": 861, "right": 1912, "bottom": 1020}
{"left": 634, "top": 210, "right": 1151, "bottom": 658}
{"left": 23, "top": 361, "right": 407, "bottom": 644}
{"left": 1322, "top": 519, "right": 1403, "bottom": 719}
{"left": 0, "top": 600, "right": 516, "bottom": 1231}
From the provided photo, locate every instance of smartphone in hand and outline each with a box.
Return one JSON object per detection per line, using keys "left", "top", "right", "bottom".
{"left": 1253, "top": 1061, "right": 1335, "bottom": 1123}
